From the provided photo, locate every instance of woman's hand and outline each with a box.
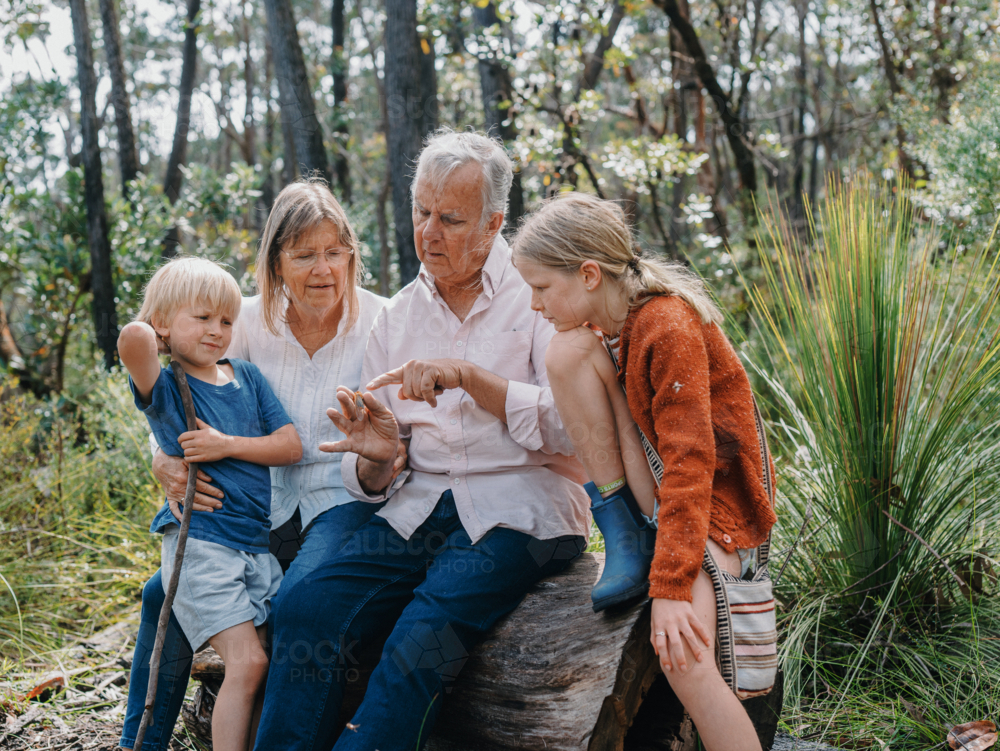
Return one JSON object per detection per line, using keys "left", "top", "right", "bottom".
{"left": 151, "top": 448, "right": 224, "bottom": 521}
{"left": 366, "top": 359, "right": 467, "bottom": 408}
{"left": 178, "top": 418, "right": 235, "bottom": 463}
{"left": 650, "top": 597, "right": 712, "bottom": 675}
{"left": 319, "top": 387, "right": 400, "bottom": 463}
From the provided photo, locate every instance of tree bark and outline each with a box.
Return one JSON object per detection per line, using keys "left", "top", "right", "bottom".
{"left": 264, "top": 0, "right": 330, "bottom": 182}
{"left": 575, "top": 0, "right": 627, "bottom": 100}
{"left": 98, "top": 0, "right": 138, "bottom": 189}
{"left": 69, "top": 0, "right": 119, "bottom": 369}
{"left": 331, "top": 0, "right": 351, "bottom": 203}
{"left": 161, "top": 0, "right": 202, "bottom": 258}
{"left": 384, "top": 0, "right": 433, "bottom": 286}
{"left": 473, "top": 1, "right": 523, "bottom": 231}
{"left": 184, "top": 554, "right": 784, "bottom": 750}
{"left": 791, "top": 0, "right": 808, "bottom": 221}
{"left": 651, "top": 0, "right": 758, "bottom": 196}
{"left": 240, "top": 0, "right": 257, "bottom": 168}
{"left": 867, "top": 0, "right": 916, "bottom": 178}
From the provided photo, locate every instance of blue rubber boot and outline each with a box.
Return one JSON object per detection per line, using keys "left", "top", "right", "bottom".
{"left": 586, "top": 481, "right": 657, "bottom": 612}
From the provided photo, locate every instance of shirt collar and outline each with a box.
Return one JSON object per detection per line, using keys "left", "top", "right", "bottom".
{"left": 417, "top": 233, "right": 511, "bottom": 300}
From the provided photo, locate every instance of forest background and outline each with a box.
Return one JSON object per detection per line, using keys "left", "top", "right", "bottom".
{"left": 1, "top": 0, "right": 1000, "bottom": 747}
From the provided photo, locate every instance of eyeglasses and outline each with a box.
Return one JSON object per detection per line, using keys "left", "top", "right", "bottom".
{"left": 281, "top": 248, "right": 354, "bottom": 268}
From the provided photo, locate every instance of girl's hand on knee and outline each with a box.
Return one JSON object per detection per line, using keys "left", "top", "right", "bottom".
{"left": 650, "top": 598, "right": 712, "bottom": 675}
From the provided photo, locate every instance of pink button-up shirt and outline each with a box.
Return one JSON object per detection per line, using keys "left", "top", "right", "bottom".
{"left": 342, "top": 235, "right": 590, "bottom": 543}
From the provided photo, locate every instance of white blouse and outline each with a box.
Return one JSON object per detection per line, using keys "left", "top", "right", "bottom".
{"left": 226, "top": 289, "right": 387, "bottom": 529}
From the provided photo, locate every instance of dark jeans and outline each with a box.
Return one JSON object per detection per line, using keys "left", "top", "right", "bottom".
{"left": 119, "top": 501, "right": 381, "bottom": 751}
{"left": 253, "top": 490, "right": 585, "bottom": 751}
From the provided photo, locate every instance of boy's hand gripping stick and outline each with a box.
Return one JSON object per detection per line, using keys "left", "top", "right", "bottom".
{"left": 133, "top": 363, "right": 198, "bottom": 751}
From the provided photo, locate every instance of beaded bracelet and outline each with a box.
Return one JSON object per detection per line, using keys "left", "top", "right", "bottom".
{"left": 596, "top": 477, "right": 626, "bottom": 494}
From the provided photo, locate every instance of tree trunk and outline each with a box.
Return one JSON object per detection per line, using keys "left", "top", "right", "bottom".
{"left": 473, "top": 1, "right": 523, "bottom": 232}
{"left": 575, "top": 0, "right": 627, "bottom": 100}
{"left": 259, "top": 32, "right": 276, "bottom": 213}
{"left": 331, "top": 0, "right": 351, "bottom": 204}
{"left": 791, "top": 0, "right": 808, "bottom": 222}
{"left": 98, "top": 0, "right": 138, "bottom": 189}
{"left": 184, "top": 554, "right": 784, "bottom": 750}
{"left": 161, "top": 0, "right": 202, "bottom": 259}
{"left": 264, "top": 0, "right": 330, "bottom": 182}
{"left": 384, "top": 0, "right": 432, "bottom": 286}
{"left": 69, "top": 0, "right": 119, "bottom": 369}
{"left": 867, "top": 0, "right": 917, "bottom": 179}
{"left": 652, "top": 0, "right": 757, "bottom": 197}
{"left": 263, "top": 30, "right": 299, "bottom": 188}
{"left": 240, "top": 0, "right": 257, "bottom": 168}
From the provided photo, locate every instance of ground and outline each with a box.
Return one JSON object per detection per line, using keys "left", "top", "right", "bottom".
{"left": 2, "top": 621, "right": 838, "bottom": 751}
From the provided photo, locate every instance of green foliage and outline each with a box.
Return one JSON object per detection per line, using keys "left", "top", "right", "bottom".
{"left": 908, "top": 60, "right": 1000, "bottom": 237}
{"left": 744, "top": 176, "right": 1000, "bottom": 744}
{"left": 0, "top": 373, "right": 160, "bottom": 662}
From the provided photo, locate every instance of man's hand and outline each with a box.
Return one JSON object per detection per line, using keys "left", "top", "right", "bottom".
{"left": 178, "top": 418, "right": 236, "bottom": 463}
{"left": 390, "top": 439, "right": 409, "bottom": 483}
{"left": 367, "top": 359, "right": 468, "bottom": 408}
{"left": 320, "top": 387, "right": 400, "bottom": 463}
{"left": 151, "top": 449, "right": 224, "bottom": 521}
{"left": 650, "top": 597, "right": 712, "bottom": 675}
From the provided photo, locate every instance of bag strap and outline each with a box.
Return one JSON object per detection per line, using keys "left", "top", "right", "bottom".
{"left": 603, "top": 338, "right": 664, "bottom": 486}
{"left": 750, "top": 395, "right": 775, "bottom": 568}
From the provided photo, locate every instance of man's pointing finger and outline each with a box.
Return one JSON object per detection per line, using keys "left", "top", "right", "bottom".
{"left": 366, "top": 367, "right": 404, "bottom": 391}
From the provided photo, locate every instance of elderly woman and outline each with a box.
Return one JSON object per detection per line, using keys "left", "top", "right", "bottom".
{"left": 119, "top": 181, "right": 396, "bottom": 751}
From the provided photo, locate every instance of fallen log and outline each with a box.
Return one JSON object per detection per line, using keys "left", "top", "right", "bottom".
{"left": 182, "top": 552, "right": 782, "bottom": 750}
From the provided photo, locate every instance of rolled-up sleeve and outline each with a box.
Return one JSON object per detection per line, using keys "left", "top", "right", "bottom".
{"left": 504, "top": 312, "right": 575, "bottom": 456}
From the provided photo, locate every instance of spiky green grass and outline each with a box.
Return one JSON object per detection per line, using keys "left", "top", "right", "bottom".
{"left": 743, "top": 176, "right": 1000, "bottom": 748}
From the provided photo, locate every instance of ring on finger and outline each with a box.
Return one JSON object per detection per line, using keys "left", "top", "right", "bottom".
{"left": 655, "top": 631, "right": 666, "bottom": 636}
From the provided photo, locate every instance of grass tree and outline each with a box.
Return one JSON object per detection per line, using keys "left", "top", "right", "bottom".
{"left": 745, "top": 176, "right": 1000, "bottom": 746}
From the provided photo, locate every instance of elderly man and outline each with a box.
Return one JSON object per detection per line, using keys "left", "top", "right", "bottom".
{"left": 252, "top": 131, "right": 590, "bottom": 749}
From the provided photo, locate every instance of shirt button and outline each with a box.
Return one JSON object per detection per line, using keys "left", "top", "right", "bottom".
{"left": 454, "top": 478, "right": 461, "bottom": 485}
{"left": 456, "top": 340, "right": 463, "bottom": 347}
{"left": 723, "top": 534, "right": 732, "bottom": 544}
{"left": 450, "top": 419, "right": 457, "bottom": 425}
{"left": 454, "top": 453, "right": 461, "bottom": 460}
{"left": 423, "top": 504, "right": 429, "bottom": 513}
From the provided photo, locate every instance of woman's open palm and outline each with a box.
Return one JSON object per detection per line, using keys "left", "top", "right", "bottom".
{"left": 319, "top": 386, "right": 399, "bottom": 464}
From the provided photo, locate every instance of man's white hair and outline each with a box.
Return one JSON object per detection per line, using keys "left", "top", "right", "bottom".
{"left": 413, "top": 129, "right": 514, "bottom": 228}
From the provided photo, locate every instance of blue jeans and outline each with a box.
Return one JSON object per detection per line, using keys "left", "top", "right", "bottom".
{"left": 119, "top": 501, "right": 381, "bottom": 750}
{"left": 253, "top": 490, "right": 585, "bottom": 751}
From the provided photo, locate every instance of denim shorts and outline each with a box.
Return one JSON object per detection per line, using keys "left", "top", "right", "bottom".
{"left": 161, "top": 529, "right": 283, "bottom": 652}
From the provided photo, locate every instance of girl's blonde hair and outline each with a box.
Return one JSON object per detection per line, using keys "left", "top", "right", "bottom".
{"left": 137, "top": 257, "right": 242, "bottom": 328}
{"left": 512, "top": 192, "right": 723, "bottom": 326}
{"left": 255, "top": 180, "right": 364, "bottom": 336}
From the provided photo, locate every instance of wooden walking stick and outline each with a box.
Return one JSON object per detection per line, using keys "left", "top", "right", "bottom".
{"left": 133, "top": 362, "right": 199, "bottom": 751}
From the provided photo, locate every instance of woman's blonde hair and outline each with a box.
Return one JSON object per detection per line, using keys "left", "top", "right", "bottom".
{"left": 512, "top": 192, "right": 723, "bottom": 326}
{"left": 137, "top": 256, "right": 242, "bottom": 328}
{"left": 255, "top": 180, "right": 364, "bottom": 336}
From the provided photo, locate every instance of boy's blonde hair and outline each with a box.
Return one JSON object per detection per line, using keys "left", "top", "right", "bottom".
{"left": 255, "top": 180, "right": 364, "bottom": 336}
{"left": 512, "top": 192, "right": 723, "bottom": 326}
{"left": 137, "top": 257, "right": 242, "bottom": 328}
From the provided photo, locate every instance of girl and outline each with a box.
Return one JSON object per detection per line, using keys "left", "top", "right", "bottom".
{"left": 513, "top": 193, "right": 776, "bottom": 751}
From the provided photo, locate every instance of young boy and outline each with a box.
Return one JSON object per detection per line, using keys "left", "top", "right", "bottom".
{"left": 118, "top": 257, "right": 302, "bottom": 751}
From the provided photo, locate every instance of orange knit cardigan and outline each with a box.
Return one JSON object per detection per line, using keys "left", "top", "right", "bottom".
{"left": 617, "top": 295, "right": 777, "bottom": 602}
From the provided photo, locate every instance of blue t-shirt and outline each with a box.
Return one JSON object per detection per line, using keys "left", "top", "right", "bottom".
{"left": 131, "top": 359, "right": 293, "bottom": 554}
